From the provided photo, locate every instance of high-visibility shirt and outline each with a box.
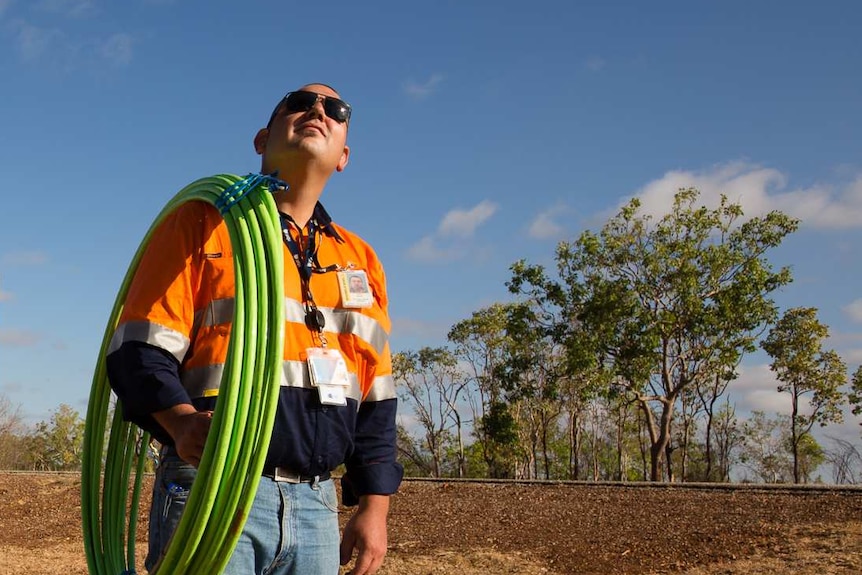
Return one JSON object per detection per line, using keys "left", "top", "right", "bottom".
{"left": 106, "top": 199, "right": 402, "bottom": 502}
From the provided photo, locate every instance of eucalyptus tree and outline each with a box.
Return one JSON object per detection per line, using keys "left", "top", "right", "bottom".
{"left": 26, "top": 404, "right": 85, "bottom": 471}
{"left": 393, "top": 347, "right": 468, "bottom": 477}
{"left": 0, "top": 394, "right": 25, "bottom": 469}
{"left": 448, "top": 303, "right": 520, "bottom": 478}
{"left": 510, "top": 188, "right": 797, "bottom": 481}
{"left": 850, "top": 366, "right": 862, "bottom": 434}
{"left": 761, "top": 307, "right": 847, "bottom": 483}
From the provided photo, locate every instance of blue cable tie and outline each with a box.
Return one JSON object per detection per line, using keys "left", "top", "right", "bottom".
{"left": 215, "top": 173, "right": 289, "bottom": 214}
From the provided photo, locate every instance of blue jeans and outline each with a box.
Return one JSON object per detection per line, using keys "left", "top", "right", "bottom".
{"left": 147, "top": 453, "right": 341, "bottom": 574}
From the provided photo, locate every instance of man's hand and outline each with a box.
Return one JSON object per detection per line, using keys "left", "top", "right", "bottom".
{"left": 340, "top": 494, "right": 390, "bottom": 575}
{"left": 153, "top": 404, "right": 212, "bottom": 467}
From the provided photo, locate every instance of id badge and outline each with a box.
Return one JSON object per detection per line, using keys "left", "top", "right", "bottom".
{"left": 306, "top": 347, "right": 350, "bottom": 406}
{"left": 338, "top": 269, "right": 373, "bottom": 308}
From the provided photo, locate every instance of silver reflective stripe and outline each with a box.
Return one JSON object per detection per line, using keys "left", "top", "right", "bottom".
{"left": 181, "top": 364, "right": 223, "bottom": 399}
{"left": 181, "top": 360, "right": 363, "bottom": 403}
{"left": 364, "top": 375, "right": 397, "bottom": 402}
{"left": 107, "top": 320, "right": 190, "bottom": 362}
{"left": 320, "top": 308, "right": 389, "bottom": 356}
{"left": 194, "top": 298, "right": 234, "bottom": 329}
{"left": 194, "top": 296, "right": 390, "bottom": 356}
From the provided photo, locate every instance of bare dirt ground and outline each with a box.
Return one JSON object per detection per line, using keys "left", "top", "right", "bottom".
{"left": 1, "top": 472, "right": 860, "bottom": 575}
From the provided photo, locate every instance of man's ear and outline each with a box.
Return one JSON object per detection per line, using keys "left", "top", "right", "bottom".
{"left": 253, "top": 128, "right": 268, "bottom": 155}
{"left": 335, "top": 145, "right": 350, "bottom": 172}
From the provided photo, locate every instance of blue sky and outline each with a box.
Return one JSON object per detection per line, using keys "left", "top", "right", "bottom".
{"left": 1, "top": 0, "right": 861, "bottom": 448}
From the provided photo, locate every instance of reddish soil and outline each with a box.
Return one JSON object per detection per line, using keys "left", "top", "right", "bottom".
{"left": 1, "top": 472, "right": 861, "bottom": 575}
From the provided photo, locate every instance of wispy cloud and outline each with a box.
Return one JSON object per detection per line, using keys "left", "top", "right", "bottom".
{"left": 528, "top": 203, "right": 570, "bottom": 240}
{"left": 403, "top": 73, "right": 443, "bottom": 99}
{"left": 618, "top": 162, "right": 862, "bottom": 230}
{"left": 10, "top": 20, "right": 63, "bottom": 62}
{"left": 0, "top": 0, "right": 13, "bottom": 18}
{"left": 438, "top": 200, "right": 497, "bottom": 237}
{"left": 406, "top": 200, "right": 499, "bottom": 262}
{"left": 0, "top": 288, "right": 12, "bottom": 302}
{"left": 406, "top": 236, "right": 458, "bottom": 262}
{"left": 7, "top": 14, "right": 133, "bottom": 70}
{"left": 844, "top": 299, "right": 862, "bottom": 324}
{"left": 728, "top": 363, "right": 788, "bottom": 415}
{"left": 1, "top": 250, "right": 48, "bottom": 266}
{"left": 35, "top": 0, "right": 95, "bottom": 18}
{"left": 97, "top": 32, "right": 133, "bottom": 67}
{"left": 0, "top": 328, "right": 41, "bottom": 347}
{"left": 585, "top": 56, "right": 606, "bottom": 72}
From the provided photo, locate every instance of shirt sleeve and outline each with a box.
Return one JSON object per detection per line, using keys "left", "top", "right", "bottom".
{"left": 104, "top": 201, "right": 214, "bottom": 441}
{"left": 340, "top": 250, "right": 403, "bottom": 505}
{"left": 106, "top": 341, "right": 187, "bottom": 444}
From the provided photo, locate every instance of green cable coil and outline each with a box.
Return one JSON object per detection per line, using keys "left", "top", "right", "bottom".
{"left": 81, "top": 174, "right": 286, "bottom": 575}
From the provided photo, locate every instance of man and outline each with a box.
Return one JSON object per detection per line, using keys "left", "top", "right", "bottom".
{"left": 106, "top": 83, "right": 402, "bottom": 575}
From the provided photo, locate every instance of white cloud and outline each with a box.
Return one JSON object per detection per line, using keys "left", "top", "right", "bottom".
{"left": 8, "top": 17, "right": 131, "bottom": 70}
{"left": 97, "top": 32, "right": 133, "bottom": 67}
{"left": 0, "top": 0, "right": 13, "bottom": 18}
{"left": 621, "top": 162, "right": 862, "bottom": 230}
{"left": 35, "top": 0, "right": 95, "bottom": 17}
{"left": 585, "top": 56, "right": 606, "bottom": 71}
{"left": 1, "top": 250, "right": 48, "bottom": 266}
{"left": 403, "top": 73, "right": 443, "bottom": 99}
{"left": 0, "top": 328, "right": 41, "bottom": 347}
{"left": 727, "top": 363, "right": 789, "bottom": 416}
{"left": 405, "top": 236, "right": 456, "bottom": 263}
{"left": 528, "top": 204, "right": 569, "bottom": 239}
{"left": 843, "top": 299, "right": 862, "bottom": 324}
{"left": 407, "top": 201, "right": 499, "bottom": 263}
{"left": 438, "top": 200, "right": 498, "bottom": 237}
{"left": 11, "top": 21, "right": 62, "bottom": 62}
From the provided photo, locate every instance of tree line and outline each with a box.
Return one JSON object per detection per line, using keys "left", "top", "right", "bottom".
{"left": 0, "top": 398, "right": 85, "bottom": 471}
{"left": 395, "top": 189, "right": 862, "bottom": 484}
{"left": 3, "top": 189, "right": 861, "bottom": 482}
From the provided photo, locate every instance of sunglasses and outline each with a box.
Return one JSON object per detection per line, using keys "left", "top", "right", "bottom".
{"left": 268, "top": 90, "right": 352, "bottom": 126}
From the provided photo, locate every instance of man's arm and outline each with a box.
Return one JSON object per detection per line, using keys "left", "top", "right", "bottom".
{"left": 339, "top": 494, "right": 391, "bottom": 575}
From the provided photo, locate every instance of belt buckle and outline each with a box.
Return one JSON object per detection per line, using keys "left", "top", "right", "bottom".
{"left": 272, "top": 466, "right": 303, "bottom": 484}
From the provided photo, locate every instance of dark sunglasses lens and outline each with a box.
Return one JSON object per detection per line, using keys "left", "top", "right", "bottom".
{"left": 284, "top": 91, "right": 318, "bottom": 113}
{"left": 323, "top": 99, "right": 350, "bottom": 122}
{"left": 282, "top": 91, "right": 351, "bottom": 123}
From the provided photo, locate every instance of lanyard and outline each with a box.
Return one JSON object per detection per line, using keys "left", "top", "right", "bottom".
{"left": 279, "top": 212, "right": 338, "bottom": 339}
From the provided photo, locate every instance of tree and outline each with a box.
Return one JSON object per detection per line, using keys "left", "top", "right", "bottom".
{"left": 761, "top": 307, "right": 847, "bottom": 483}
{"left": 26, "top": 404, "right": 85, "bottom": 471}
{"left": 849, "top": 366, "right": 862, "bottom": 433}
{"left": 510, "top": 188, "right": 797, "bottom": 481}
{"left": 0, "top": 394, "right": 26, "bottom": 469}
{"left": 393, "top": 347, "right": 468, "bottom": 477}
{"left": 823, "top": 436, "right": 862, "bottom": 484}
{"left": 448, "top": 303, "right": 520, "bottom": 478}
{"left": 739, "top": 411, "right": 793, "bottom": 483}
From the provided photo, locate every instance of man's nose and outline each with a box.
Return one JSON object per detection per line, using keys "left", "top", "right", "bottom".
{"left": 309, "top": 95, "right": 327, "bottom": 118}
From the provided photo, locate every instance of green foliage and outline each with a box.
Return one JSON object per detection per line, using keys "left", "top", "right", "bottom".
{"left": 849, "top": 366, "right": 862, "bottom": 423}
{"left": 509, "top": 188, "right": 798, "bottom": 481}
{"left": 25, "top": 404, "right": 86, "bottom": 471}
{"left": 761, "top": 307, "right": 847, "bottom": 482}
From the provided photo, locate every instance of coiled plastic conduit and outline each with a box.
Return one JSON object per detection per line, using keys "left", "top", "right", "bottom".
{"left": 81, "top": 174, "right": 286, "bottom": 575}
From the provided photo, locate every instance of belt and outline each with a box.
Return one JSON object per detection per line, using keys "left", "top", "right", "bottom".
{"left": 262, "top": 465, "right": 331, "bottom": 484}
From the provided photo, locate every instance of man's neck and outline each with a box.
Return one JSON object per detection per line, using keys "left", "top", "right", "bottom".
{"left": 270, "top": 172, "right": 328, "bottom": 229}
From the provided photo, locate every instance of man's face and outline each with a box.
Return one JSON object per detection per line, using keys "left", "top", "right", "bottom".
{"left": 255, "top": 83, "right": 350, "bottom": 174}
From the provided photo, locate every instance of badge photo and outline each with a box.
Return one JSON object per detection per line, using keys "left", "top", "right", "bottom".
{"left": 338, "top": 269, "right": 373, "bottom": 308}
